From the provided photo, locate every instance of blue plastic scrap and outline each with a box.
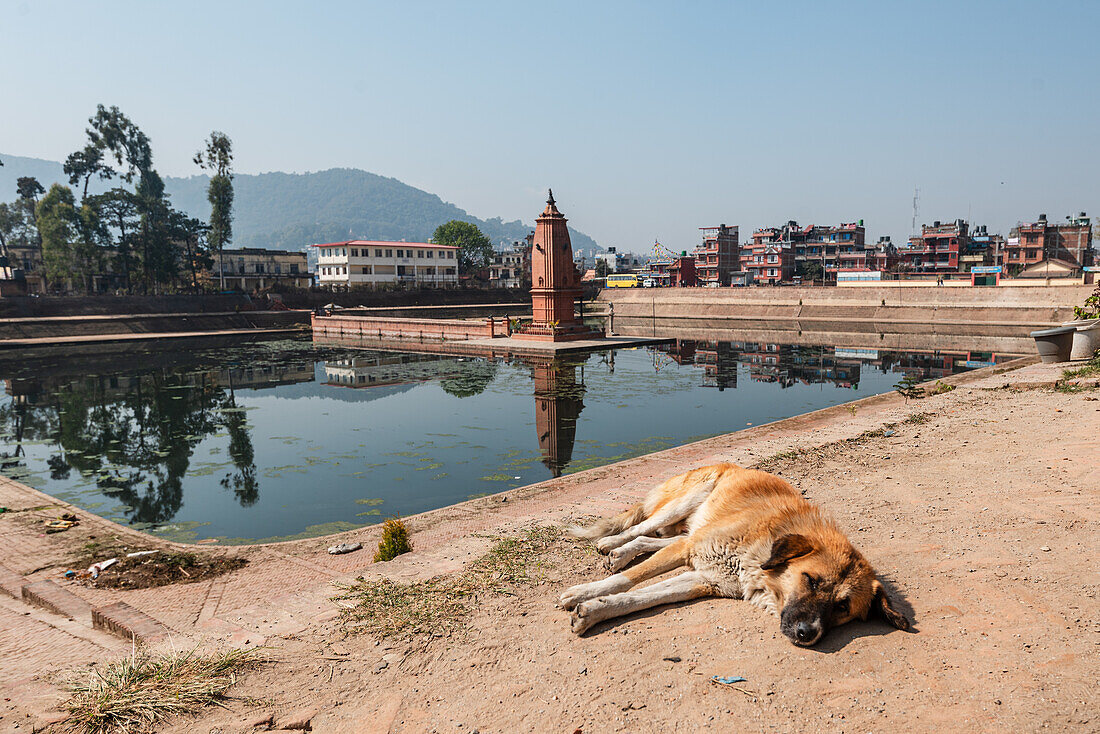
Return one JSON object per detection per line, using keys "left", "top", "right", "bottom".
{"left": 711, "top": 675, "right": 747, "bottom": 685}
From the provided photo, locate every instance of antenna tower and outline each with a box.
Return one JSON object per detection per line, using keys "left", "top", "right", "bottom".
{"left": 911, "top": 187, "right": 920, "bottom": 233}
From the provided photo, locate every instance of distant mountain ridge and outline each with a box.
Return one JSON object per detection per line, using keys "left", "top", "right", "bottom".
{"left": 0, "top": 154, "right": 601, "bottom": 254}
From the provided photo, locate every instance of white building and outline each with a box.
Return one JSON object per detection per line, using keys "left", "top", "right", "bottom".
{"left": 313, "top": 240, "right": 459, "bottom": 289}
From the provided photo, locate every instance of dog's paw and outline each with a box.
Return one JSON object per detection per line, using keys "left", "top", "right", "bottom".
{"left": 558, "top": 584, "right": 590, "bottom": 611}
{"left": 570, "top": 600, "right": 599, "bottom": 634}
{"left": 607, "top": 547, "right": 630, "bottom": 572}
{"left": 595, "top": 535, "right": 623, "bottom": 554}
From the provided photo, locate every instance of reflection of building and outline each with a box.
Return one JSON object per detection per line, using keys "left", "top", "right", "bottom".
{"left": 531, "top": 359, "right": 586, "bottom": 477}
{"left": 695, "top": 341, "right": 738, "bottom": 390}
{"left": 322, "top": 353, "right": 464, "bottom": 388}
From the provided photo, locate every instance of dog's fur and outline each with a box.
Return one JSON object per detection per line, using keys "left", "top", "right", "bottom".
{"left": 560, "top": 463, "right": 910, "bottom": 645}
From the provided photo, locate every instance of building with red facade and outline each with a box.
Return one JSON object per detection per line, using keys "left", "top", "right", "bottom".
{"left": 742, "top": 228, "right": 795, "bottom": 284}
{"left": 693, "top": 225, "right": 739, "bottom": 286}
{"left": 1006, "top": 213, "right": 1092, "bottom": 270}
{"left": 901, "top": 219, "right": 971, "bottom": 273}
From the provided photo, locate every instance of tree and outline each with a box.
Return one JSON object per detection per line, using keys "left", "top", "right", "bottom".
{"left": 36, "top": 184, "right": 80, "bottom": 289}
{"left": 64, "top": 142, "right": 115, "bottom": 201}
{"left": 15, "top": 176, "right": 44, "bottom": 248}
{"left": 432, "top": 220, "right": 492, "bottom": 274}
{"left": 594, "top": 259, "right": 610, "bottom": 278}
{"left": 194, "top": 132, "right": 234, "bottom": 290}
{"left": 87, "top": 188, "right": 139, "bottom": 291}
{"left": 798, "top": 260, "right": 823, "bottom": 283}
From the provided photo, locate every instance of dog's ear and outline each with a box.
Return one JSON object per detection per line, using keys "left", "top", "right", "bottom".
{"left": 761, "top": 534, "right": 815, "bottom": 571}
{"left": 869, "top": 579, "right": 911, "bottom": 630}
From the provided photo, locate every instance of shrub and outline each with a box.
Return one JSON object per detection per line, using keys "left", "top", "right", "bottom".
{"left": 374, "top": 517, "right": 412, "bottom": 562}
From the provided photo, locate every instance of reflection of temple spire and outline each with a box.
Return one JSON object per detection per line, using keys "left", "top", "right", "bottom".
{"left": 531, "top": 359, "right": 586, "bottom": 478}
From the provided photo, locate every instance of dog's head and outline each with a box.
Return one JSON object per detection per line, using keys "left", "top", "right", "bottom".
{"left": 761, "top": 532, "right": 910, "bottom": 646}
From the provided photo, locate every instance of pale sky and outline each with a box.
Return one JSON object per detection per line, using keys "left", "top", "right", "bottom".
{"left": 2, "top": 0, "right": 1098, "bottom": 253}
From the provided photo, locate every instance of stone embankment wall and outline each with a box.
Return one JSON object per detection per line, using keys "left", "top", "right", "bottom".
{"left": 0, "top": 310, "right": 308, "bottom": 343}
{"left": 0, "top": 288, "right": 531, "bottom": 318}
{"left": 598, "top": 285, "right": 1091, "bottom": 338}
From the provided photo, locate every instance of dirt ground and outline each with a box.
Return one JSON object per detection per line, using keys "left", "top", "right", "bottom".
{"left": 152, "top": 381, "right": 1099, "bottom": 734}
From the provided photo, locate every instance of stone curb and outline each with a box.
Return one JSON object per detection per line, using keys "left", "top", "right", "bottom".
{"left": 0, "top": 563, "right": 26, "bottom": 598}
{"left": 21, "top": 579, "right": 93, "bottom": 624}
{"left": 92, "top": 601, "right": 172, "bottom": 643}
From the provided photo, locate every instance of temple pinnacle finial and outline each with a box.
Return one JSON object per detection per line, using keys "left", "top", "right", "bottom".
{"left": 547, "top": 188, "right": 555, "bottom": 206}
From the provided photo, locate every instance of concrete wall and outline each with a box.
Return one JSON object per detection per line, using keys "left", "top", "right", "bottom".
{"left": 311, "top": 313, "right": 506, "bottom": 342}
{"left": 0, "top": 311, "right": 308, "bottom": 342}
{"left": 598, "top": 285, "right": 1091, "bottom": 338}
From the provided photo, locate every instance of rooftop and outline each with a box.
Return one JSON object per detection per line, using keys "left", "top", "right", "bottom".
{"left": 312, "top": 240, "right": 458, "bottom": 249}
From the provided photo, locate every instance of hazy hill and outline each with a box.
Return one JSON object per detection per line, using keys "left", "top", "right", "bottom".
{"left": 0, "top": 154, "right": 600, "bottom": 253}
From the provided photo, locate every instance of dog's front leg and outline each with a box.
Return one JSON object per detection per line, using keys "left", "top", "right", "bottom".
{"left": 570, "top": 571, "right": 716, "bottom": 634}
{"left": 560, "top": 536, "right": 691, "bottom": 610}
{"left": 608, "top": 535, "right": 682, "bottom": 572}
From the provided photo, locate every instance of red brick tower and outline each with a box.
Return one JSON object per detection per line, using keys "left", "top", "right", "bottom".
{"left": 516, "top": 190, "right": 601, "bottom": 341}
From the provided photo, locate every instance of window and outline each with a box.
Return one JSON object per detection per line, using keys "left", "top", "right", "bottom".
{"left": 426, "top": 250, "right": 433, "bottom": 258}
{"left": 417, "top": 250, "right": 424, "bottom": 258}
{"left": 385, "top": 249, "right": 392, "bottom": 257}
{"left": 341, "top": 248, "right": 346, "bottom": 257}
{"left": 361, "top": 266, "right": 371, "bottom": 275}
{"left": 447, "top": 251, "right": 454, "bottom": 259}
{"left": 396, "top": 249, "right": 404, "bottom": 258}
{"left": 290, "top": 263, "right": 299, "bottom": 274}
{"left": 275, "top": 264, "right": 282, "bottom": 274}
{"left": 351, "top": 248, "right": 358, "bottom": 257}
{"left": 767, "top": 254, "right": 778, "bottom": 264}
{"left": 255, "top": 263, "right": 265, "bottom": 274}
{"left": 376, "top": 249, "right": 383, "bottom": 257}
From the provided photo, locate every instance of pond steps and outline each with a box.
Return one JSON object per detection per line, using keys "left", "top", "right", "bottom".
{"left": 0, "top": 562, "right": 172, "bottom": 643}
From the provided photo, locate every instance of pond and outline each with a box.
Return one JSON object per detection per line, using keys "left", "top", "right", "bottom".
{"left": 0, "top": 337, "right": 1017, "bottom": 543}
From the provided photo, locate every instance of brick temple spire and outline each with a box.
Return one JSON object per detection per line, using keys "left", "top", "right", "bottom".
{"left": 515, "top": 190, "right": 601, "bottom": 342}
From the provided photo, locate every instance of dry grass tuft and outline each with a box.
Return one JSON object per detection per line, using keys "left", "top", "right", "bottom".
{"left": 335, "top": 524, "right": 567, "bottom": 637}
{"left": 61, "top": 647, "right": 259, "bottom": 734}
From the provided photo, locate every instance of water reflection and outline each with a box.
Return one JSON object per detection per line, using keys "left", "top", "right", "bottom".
{"left": 0, "top": 355, "right": 314, "bottom": 524}
{"left": 0, "top": 337, "right": 1018, "bottom": 541}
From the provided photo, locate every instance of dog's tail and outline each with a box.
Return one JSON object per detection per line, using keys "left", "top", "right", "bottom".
{"left": 567, "top": 503, "right": 647, "bottom": 541}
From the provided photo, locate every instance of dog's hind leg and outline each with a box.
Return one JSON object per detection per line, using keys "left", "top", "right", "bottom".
{"left": 570, "top": 571, "right": 715, "bottom": 634}
{"left": 607, "top": 535, "right": 682, "bottom": 572}
{"left": 566, "top": 502, "right": 646, "bottom": 541}
{"left": 594, "top": 485, "right": 713, "bottom": 554}
{"left": 560, "top": 537, "right": 691, "bottom": 610}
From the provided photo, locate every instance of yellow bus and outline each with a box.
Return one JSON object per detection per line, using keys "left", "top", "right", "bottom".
{"left": 605, "top": 273, "right": 640, "bottom": 288}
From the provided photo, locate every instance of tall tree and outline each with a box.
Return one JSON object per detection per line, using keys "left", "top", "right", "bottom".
{"left": 87, "top": 188, "right": 139, "bottom": 291}
{"left": 36, "top": 184, "right": 80, "bottom": 290}
{"left": 193, "top": 132, "right": 234, "bottom": 290}
{"left": 64, "top": 142, "right": 115, "bottom": 201}
{"left": 431, "top": 220, "right": 493, "bottom": 274}
{"left": 15, "top": 176, "right": 44, "bottom": 249}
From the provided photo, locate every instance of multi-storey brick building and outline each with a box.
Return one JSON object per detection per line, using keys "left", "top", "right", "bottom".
{"left": 694, "top": 225, "right": 739, "bottom": 286}
{"left": 314, "top": 240, "right": 458, "bottom": 290}
{"left": 742, "top": 228, "right": 795, "bottom": 284}
{"left": 749, "top": 220, "right": 868, "bottom": 282}
{"left": 1006, "top": 213, "right": 1092, "bottom": 270}
{"left": 902, "top": 219, "right": 971, "bottom": 273}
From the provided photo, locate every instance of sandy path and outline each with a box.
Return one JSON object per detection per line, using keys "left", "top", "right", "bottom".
{"left": 163, "top": 377, "right": 1099, "bottom": 733}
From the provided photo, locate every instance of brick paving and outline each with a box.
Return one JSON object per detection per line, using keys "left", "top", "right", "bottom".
{"left": 0, "top": 356, "right": 1045, "bottom": 728}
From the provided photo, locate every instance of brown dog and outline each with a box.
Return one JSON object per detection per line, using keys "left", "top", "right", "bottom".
{"left": 560, "top": 463, "right": 910, "bottom": 645}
